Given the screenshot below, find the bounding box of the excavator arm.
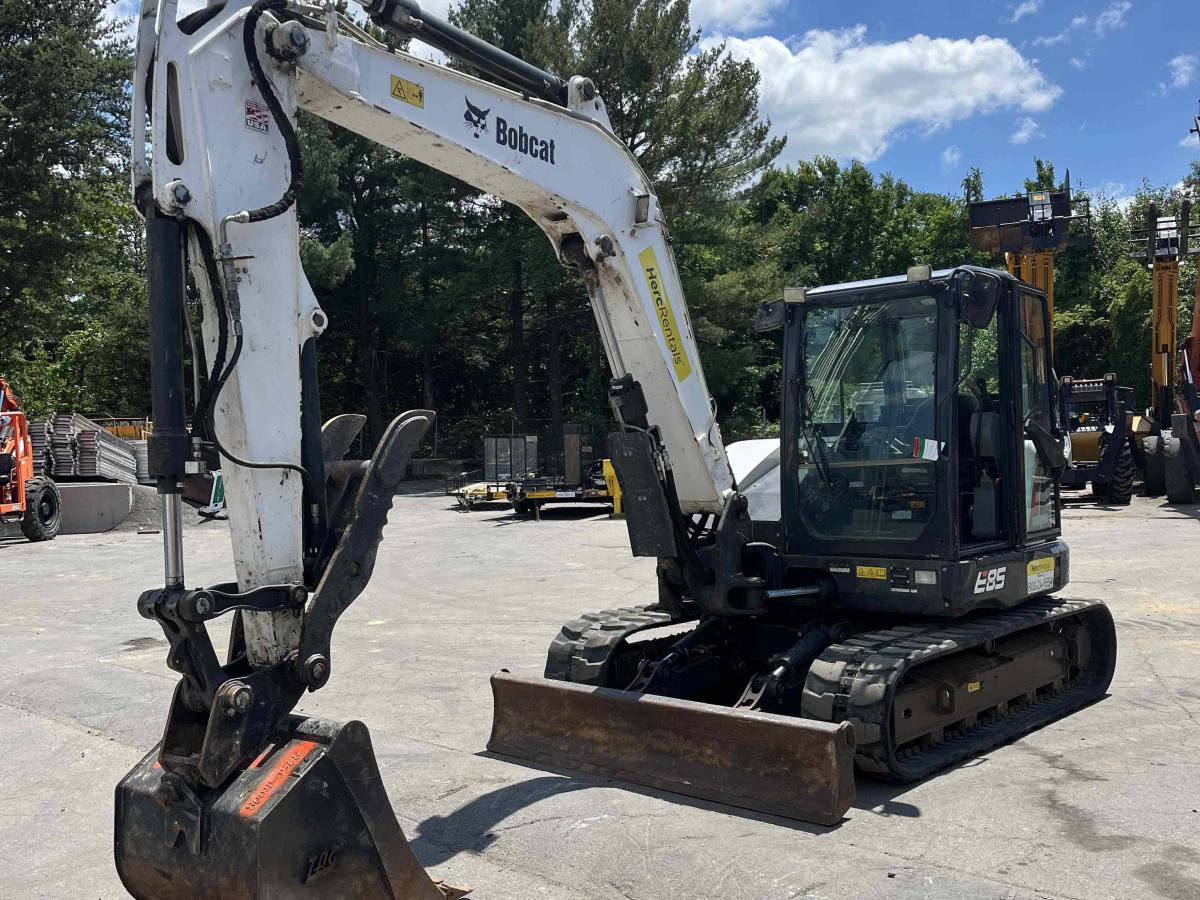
[117,2,812,897]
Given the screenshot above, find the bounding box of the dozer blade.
[116,716,469,899]
[488,672,856,825]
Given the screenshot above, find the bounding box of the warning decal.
[856,565,887,580]
[390,75,425,108]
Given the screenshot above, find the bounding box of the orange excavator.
[0,378,61,541]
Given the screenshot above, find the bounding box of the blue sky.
[110,1,1200,202]
[691,0,1200,203]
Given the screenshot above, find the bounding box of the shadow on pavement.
[1158,502,1200,520]
[408,776,594,866]
[408,751,943,867]
[483,506,612,526]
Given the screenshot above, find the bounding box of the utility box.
[562,423,590,484]
[483,434,538,483]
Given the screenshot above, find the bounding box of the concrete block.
[58,482,133,534]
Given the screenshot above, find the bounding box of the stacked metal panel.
[130,440,152,484]
[77,428,138,483]
[45,412,138,484]
[51,413,79,475]
[28,419,53,477]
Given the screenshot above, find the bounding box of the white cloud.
[706,27,1061,163]
[1181,133,1200,148]
[1069,56,1089,70]
[941,145,962,168]
[1093,1,1132,35]
[1010,116,1042,144]
[690,0,785,34]
[1086,181,1135,213]
[1166,54,1198,89]
[1032,30,1070,47]
[1008,0,1042,23]
[1033,6,1128,46]
[103,0,207,38]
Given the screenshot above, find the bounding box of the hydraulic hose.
[240,0,304,222]
[190,225,227,438]
[188,0,312,493]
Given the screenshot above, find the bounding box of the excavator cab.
[749,265,1071,615]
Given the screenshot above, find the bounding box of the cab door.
[1015,289,1061,541]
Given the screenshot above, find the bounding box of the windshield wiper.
[801,386,838,488]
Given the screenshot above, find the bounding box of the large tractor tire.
[20,476,61,542]
[1143,435,1165,497]
[1163,435,1196,504]
[1093,436,1134,505]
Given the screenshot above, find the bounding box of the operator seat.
[966,396,1003,541]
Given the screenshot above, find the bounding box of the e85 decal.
[974,566,1007,594]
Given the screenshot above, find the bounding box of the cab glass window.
[797,296,938,541]
[1019,291,1057,533]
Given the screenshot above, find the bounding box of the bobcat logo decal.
[464,96,490,138]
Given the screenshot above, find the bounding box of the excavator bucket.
[488,673,857,825]
[116,716,468,899]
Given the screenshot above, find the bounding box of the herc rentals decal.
[638,247,693,382]
[464,96,557,164]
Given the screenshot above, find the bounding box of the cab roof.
[805,265,1014,298]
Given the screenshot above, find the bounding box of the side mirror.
[1025,416,1067,474]
[955,269,1001,329]
[753,298,786,333]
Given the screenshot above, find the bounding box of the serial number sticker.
[892,510,913,520]
[390,75,425,108]
[555,491,577,499]
[828,565,851,574]
[1027,557,1055,592]
[856,565,887,580]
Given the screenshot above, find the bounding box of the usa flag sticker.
[245,99,270,133]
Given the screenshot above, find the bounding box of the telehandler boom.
[119,2,1116,896]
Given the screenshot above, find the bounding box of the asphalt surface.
[2,485,1198,899]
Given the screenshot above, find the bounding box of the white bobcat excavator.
[119,2,1117,897]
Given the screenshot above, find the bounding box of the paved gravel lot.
[2,485,1198,899]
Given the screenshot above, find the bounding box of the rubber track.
[802,597,1117,782]
[544,605,696,684]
